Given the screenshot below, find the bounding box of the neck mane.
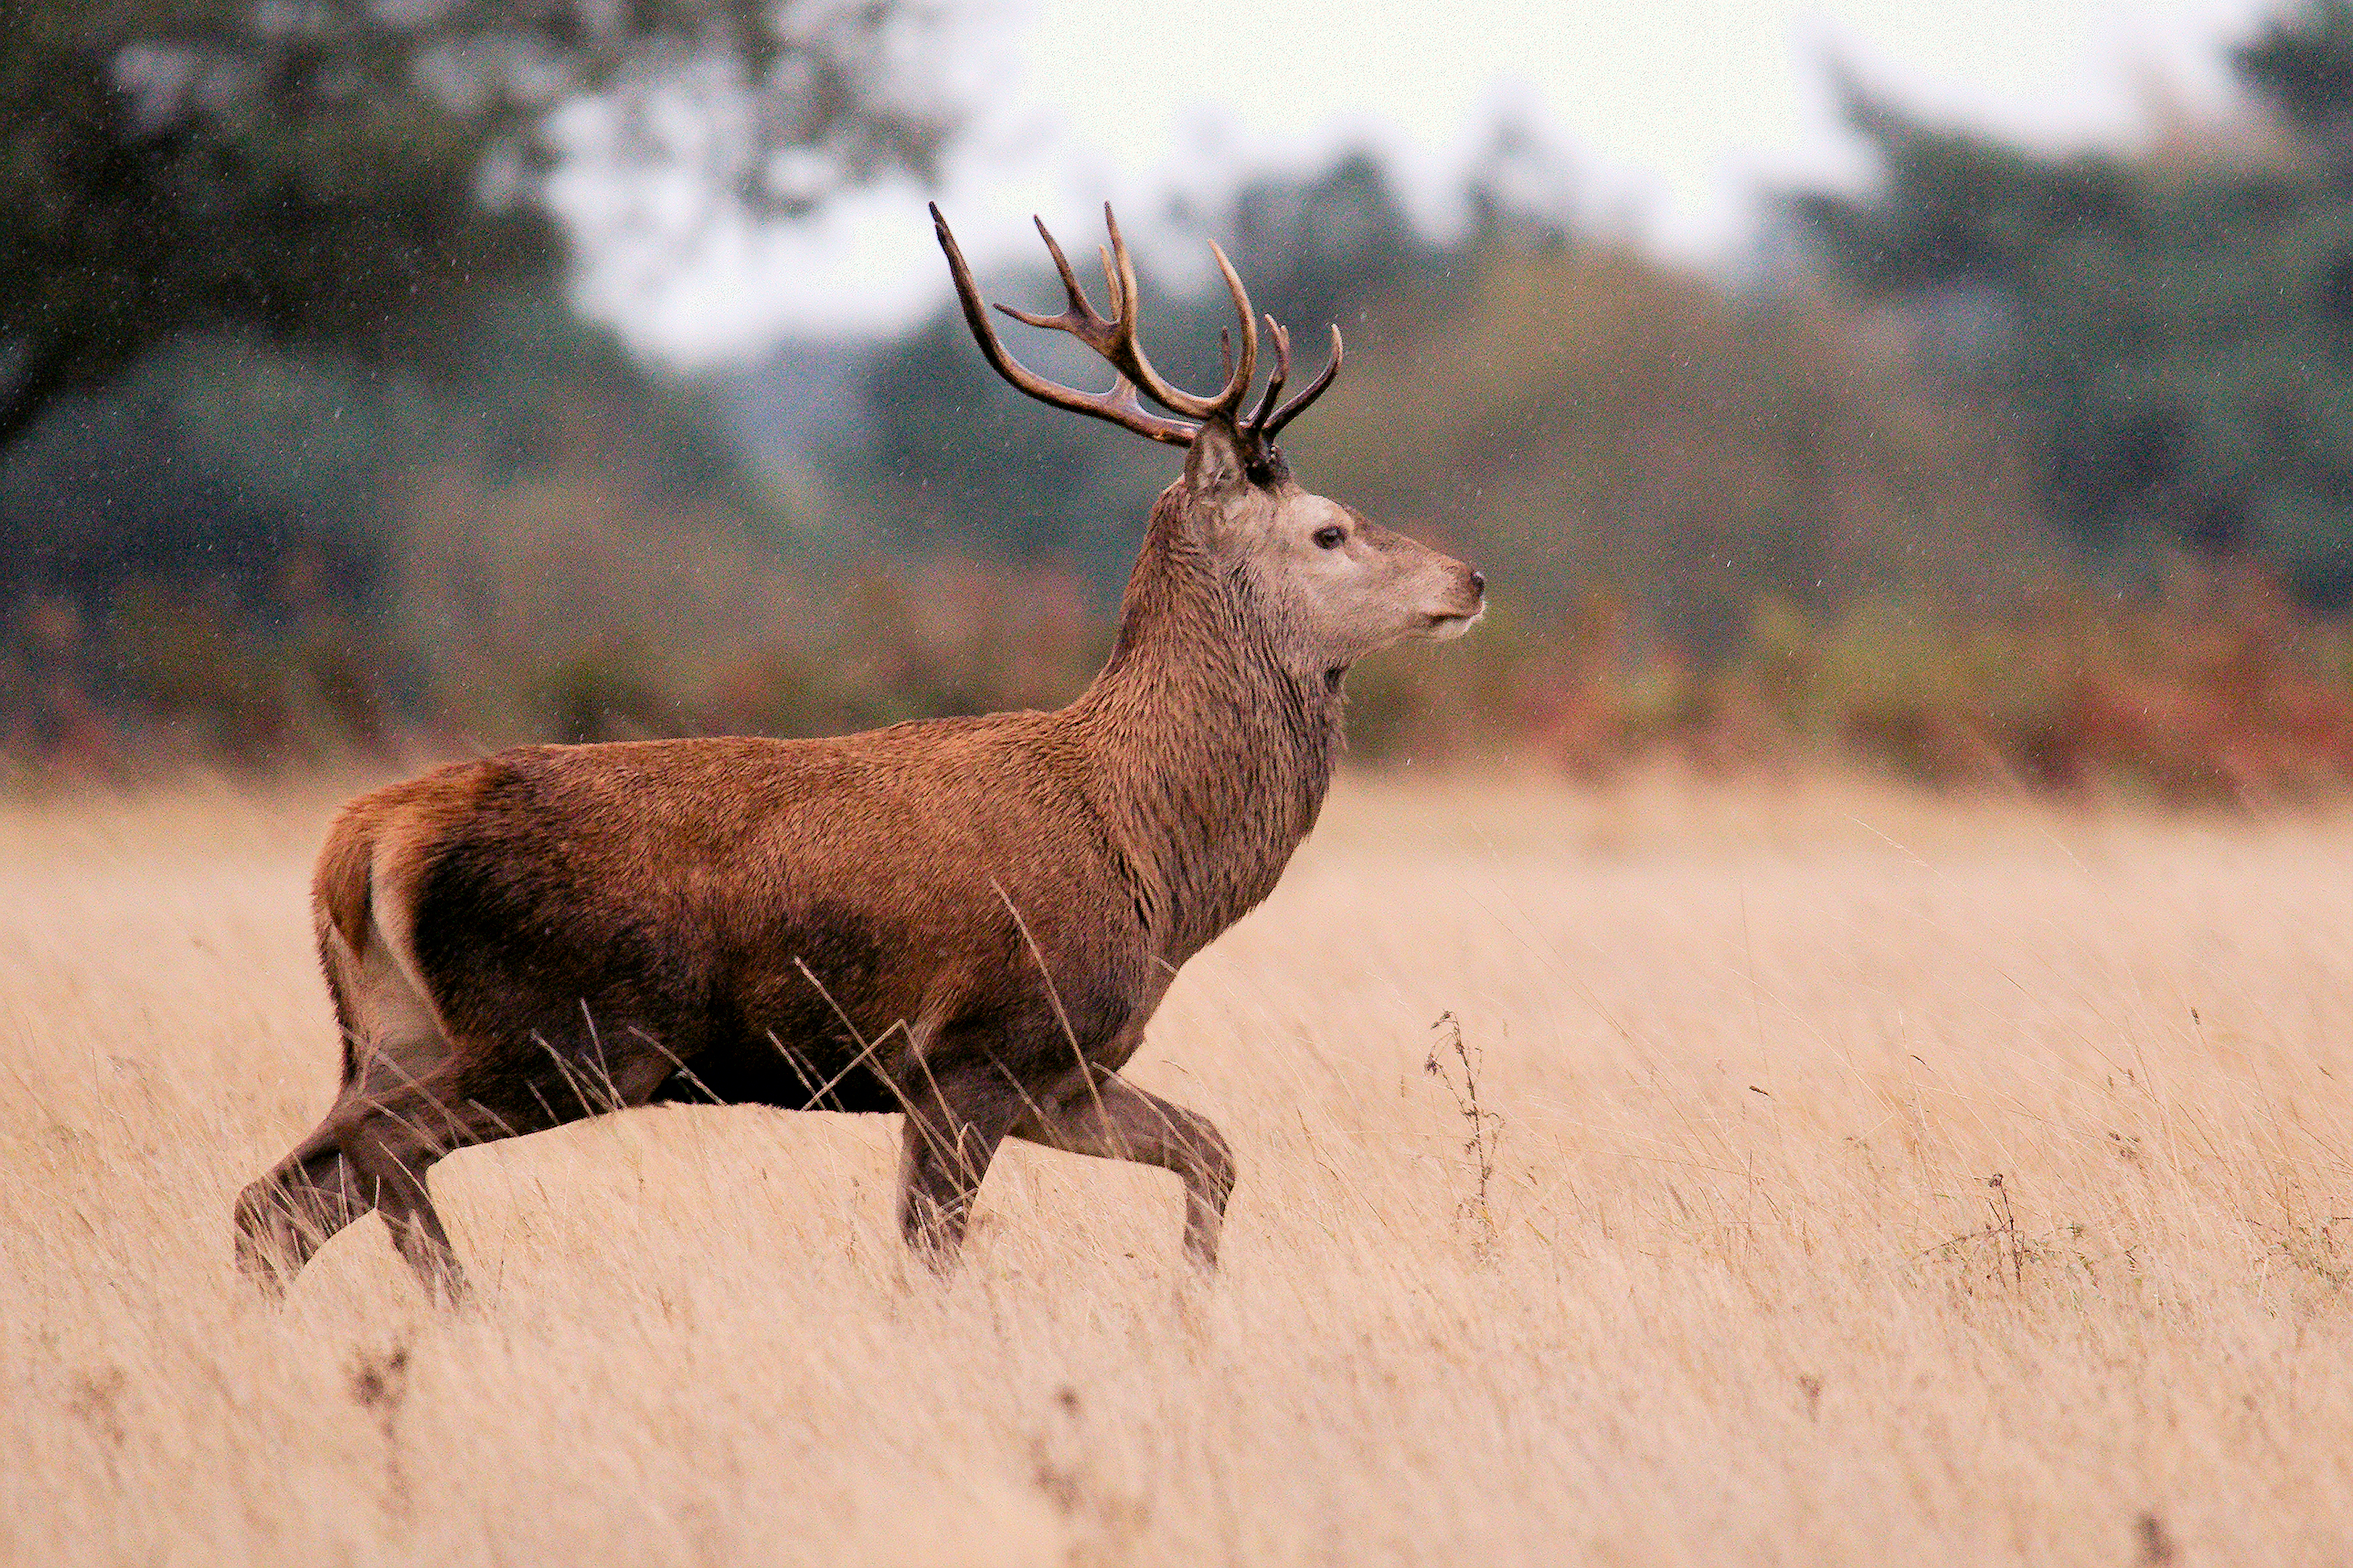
[1066,483,1344,961]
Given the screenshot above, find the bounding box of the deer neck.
[1069,489,1344,962]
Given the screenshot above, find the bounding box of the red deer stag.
[234,204,1484,1298]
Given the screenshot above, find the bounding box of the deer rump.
[325,735,1150,1128]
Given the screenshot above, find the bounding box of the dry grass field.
[4,770,2351,1565]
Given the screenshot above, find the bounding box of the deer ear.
[1184,423,1245,493]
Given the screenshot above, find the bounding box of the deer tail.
[312,805,380,1087]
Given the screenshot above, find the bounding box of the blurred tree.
[0,0,952,454]
[1794,5,2353,603]
[0,288,766,614]
[2240,0,2353,161]
[1291,241,2055,657]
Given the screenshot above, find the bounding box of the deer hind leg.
[233,1128,373,1294]
[322,1071,483,1305]
[235,921,456,1294]
[1012,1071,1236,1270]
[330,1039,678,1303]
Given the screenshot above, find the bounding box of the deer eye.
[1313,525,1346,550]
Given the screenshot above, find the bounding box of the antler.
[931,202,1259,447]
[1248,319,1344,444]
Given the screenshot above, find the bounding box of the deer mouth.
[1423,605,1484,641]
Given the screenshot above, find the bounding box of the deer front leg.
[895,1067,1021,1272]
[1014,1071,1236,1270]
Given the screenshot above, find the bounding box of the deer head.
[932,203,1484,680]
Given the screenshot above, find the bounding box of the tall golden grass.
[4,772,2350,1563]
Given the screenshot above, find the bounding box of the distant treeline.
[19,0,2353,789]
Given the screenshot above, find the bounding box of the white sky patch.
[572,0,2279,367]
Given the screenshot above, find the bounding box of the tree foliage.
[1795,4,2353,604]
[0,0,951,450]
[2240,0,2353,153]
[0,288,766,617]
[1293,244,2055,658]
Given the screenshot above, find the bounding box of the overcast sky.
[572,0,2280,366]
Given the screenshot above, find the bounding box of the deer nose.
[1469,570,1485,595]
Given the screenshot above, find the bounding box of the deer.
[233,203,1485,1299]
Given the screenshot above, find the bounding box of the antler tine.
[1103,204,1257,421]
[1033,216,1103,323]
[994,217,1113,335]
[929,202,1198,447]
[1099,246,1122,319]
[1202,239,1259,411]
[1259,323,1344,440]
[1246,316,1291,433]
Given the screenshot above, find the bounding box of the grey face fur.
[1183,425,1486,678]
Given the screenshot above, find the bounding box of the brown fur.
[235,350,1482,1302]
